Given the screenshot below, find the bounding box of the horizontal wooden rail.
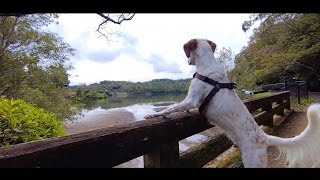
[0,91,291,168]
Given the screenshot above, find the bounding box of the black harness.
[193,72,237,114]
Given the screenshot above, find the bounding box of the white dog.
[144,38,320,168]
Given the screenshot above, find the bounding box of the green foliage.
[70,78,192,101]
[73,86,111,102]
[0,97,65,147]
[230,13,320,90]
[0,14,80,120]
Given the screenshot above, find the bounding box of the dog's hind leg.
[241,146,268,168]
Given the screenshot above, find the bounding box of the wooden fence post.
[261,100,274,127]
[143,140,179,168]
[284,92,291,110]
[305,82,308,99]
[284,78,287,91]
[297,83,301,105]
[276,98,285,116]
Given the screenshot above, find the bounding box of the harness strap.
[199,87,220,114]
[193,72,237,113]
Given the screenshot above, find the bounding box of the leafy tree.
[229,13,320,90]
[0,14,79,120]
[0,97,65,147]
[215,47,234,72]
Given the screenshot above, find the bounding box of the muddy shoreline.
[64,109,136,135]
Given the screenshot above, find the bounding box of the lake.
[64,93,221,168]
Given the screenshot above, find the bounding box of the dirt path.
[267,92,320,168]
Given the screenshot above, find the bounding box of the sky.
[48,13,255,86]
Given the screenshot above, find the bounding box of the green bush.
[0,97,65,147]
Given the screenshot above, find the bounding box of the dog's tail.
[266,103,320,167]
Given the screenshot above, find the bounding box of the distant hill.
[69,78,192,101]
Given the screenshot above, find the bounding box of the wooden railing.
[0,91,291,168]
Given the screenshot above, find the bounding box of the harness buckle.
[231,83,237,89]
[214,83,220,90]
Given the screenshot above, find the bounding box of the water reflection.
[83,93,187,111]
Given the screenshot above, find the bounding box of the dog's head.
[183,39,216,65]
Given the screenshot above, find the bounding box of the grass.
[292,97,315,109]
[254,91,272,98]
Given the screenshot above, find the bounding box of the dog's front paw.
[144,112,168,119]
[144,114,157,119]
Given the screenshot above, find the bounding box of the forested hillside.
[69,78,192,101]
[229,14,320,91]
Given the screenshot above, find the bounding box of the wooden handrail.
[0,91,291,168]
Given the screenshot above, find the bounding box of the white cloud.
[48,13,253,85]
[69,54,154,84]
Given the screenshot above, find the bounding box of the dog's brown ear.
[183,39,197,58]
[207,40,216,53]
